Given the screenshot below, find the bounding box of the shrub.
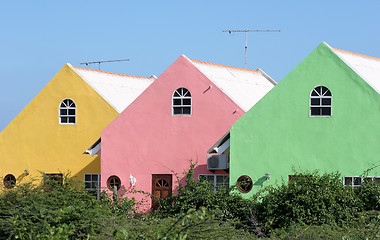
[252,170,363,231]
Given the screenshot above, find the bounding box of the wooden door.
[152,174,172,210]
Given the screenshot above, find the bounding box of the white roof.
[330,45,380,94]
[70,64,154,113]
[188,57,276,112]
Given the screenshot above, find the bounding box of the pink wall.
[101,56,244,210]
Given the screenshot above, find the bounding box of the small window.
[343,176,380,187]
[59,99,76,124]
[84,174,101,199]
[198,174,229,192]
[310,86,332,117]
[237,175,253,193]
[3,174,16,189]
[107,175,121,191]
[172,88,191,115]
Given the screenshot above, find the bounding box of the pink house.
[99,55,276,209]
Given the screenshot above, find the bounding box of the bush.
[252,170,364,231]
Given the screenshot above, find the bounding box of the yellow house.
[0,64,154,194]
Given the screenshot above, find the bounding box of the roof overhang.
[207,131,230,154]
[84,138,101,157]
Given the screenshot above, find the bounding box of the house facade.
[100,55,275,209]
[0,64,154,194]
[228,42,380,197]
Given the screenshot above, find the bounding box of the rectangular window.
[343,176,380,187]
[84,174,101,199]
[198,174,229,192]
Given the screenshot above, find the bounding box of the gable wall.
[230,43,380,197]
[101,56,245,208]
[0,65,118,187]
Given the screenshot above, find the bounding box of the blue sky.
[0,1,379,131]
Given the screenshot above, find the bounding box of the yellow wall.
[0,64,118,187]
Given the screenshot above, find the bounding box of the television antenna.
[223,29,280,68]
[80,59,130,71]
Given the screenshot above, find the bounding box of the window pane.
[311,98,320,105]
[375,178,380,184]
[85,182,91,189]
[60,109,67,115]
[69,117,75,123]
[206,175,214,182]
[183,107,191,114]
[321,107,331,116]
[173,99,181,105]
[183,99,191,105]
[61,117,68,123]
[68,109,75,115]
[92,175,98,181]
[324,89,332,96]
[85,175,91,181]
[173,107,182,115]
[91,182,98,189]
[354,177,361,186]
[311,89,319,96]
[310,107,320,116]
[344,177,352,186]
[322,98,331,105]
[216,175,225,183]
[199,175,206,181]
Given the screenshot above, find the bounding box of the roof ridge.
[190,59,260,73]
[72,66,153,80]
[333,48,380,61]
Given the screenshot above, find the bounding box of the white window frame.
[59,99,76,125]
[84,174,101,199]
[198,174,229,192]
[309,86,332,117]
[172,88,192,116]
[343,176,380,187]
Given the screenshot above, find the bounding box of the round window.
[107,175,121,191]
[237,175,253,193]
[4,174,16,189]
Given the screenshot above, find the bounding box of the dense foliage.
[1,167,380,239]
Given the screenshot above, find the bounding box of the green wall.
[230,42,380,197]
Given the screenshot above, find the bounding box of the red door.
[152,174,172,210]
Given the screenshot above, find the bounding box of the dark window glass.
[322,107,331,116]
[322,98,331,105]
[173,107,182,115]
[60,109,67,115]
[183,99,191,105]
[311,98,320,105]
[3,174,16,189]
[68,109,75,115]
[61,117,68,123]
[183,107,191,114]
[237,175,253,193]
[85,175,91,181]
[354,177,361,186]
[173,99,181,105]
[344,177,352,186]
[311,107,320,116]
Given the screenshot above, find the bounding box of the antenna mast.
[80,59,130,71]
[223,29,280,68]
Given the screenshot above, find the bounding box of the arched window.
[59,99,76,124]
[172,88,191,115]
[310,86,332,117]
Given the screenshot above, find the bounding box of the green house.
[210,42,380,197]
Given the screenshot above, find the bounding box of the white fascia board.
[215,138,230,155]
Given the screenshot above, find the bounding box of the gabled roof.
[70,64,155,113]
[328,43,380,94]
[187,56,276,112]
